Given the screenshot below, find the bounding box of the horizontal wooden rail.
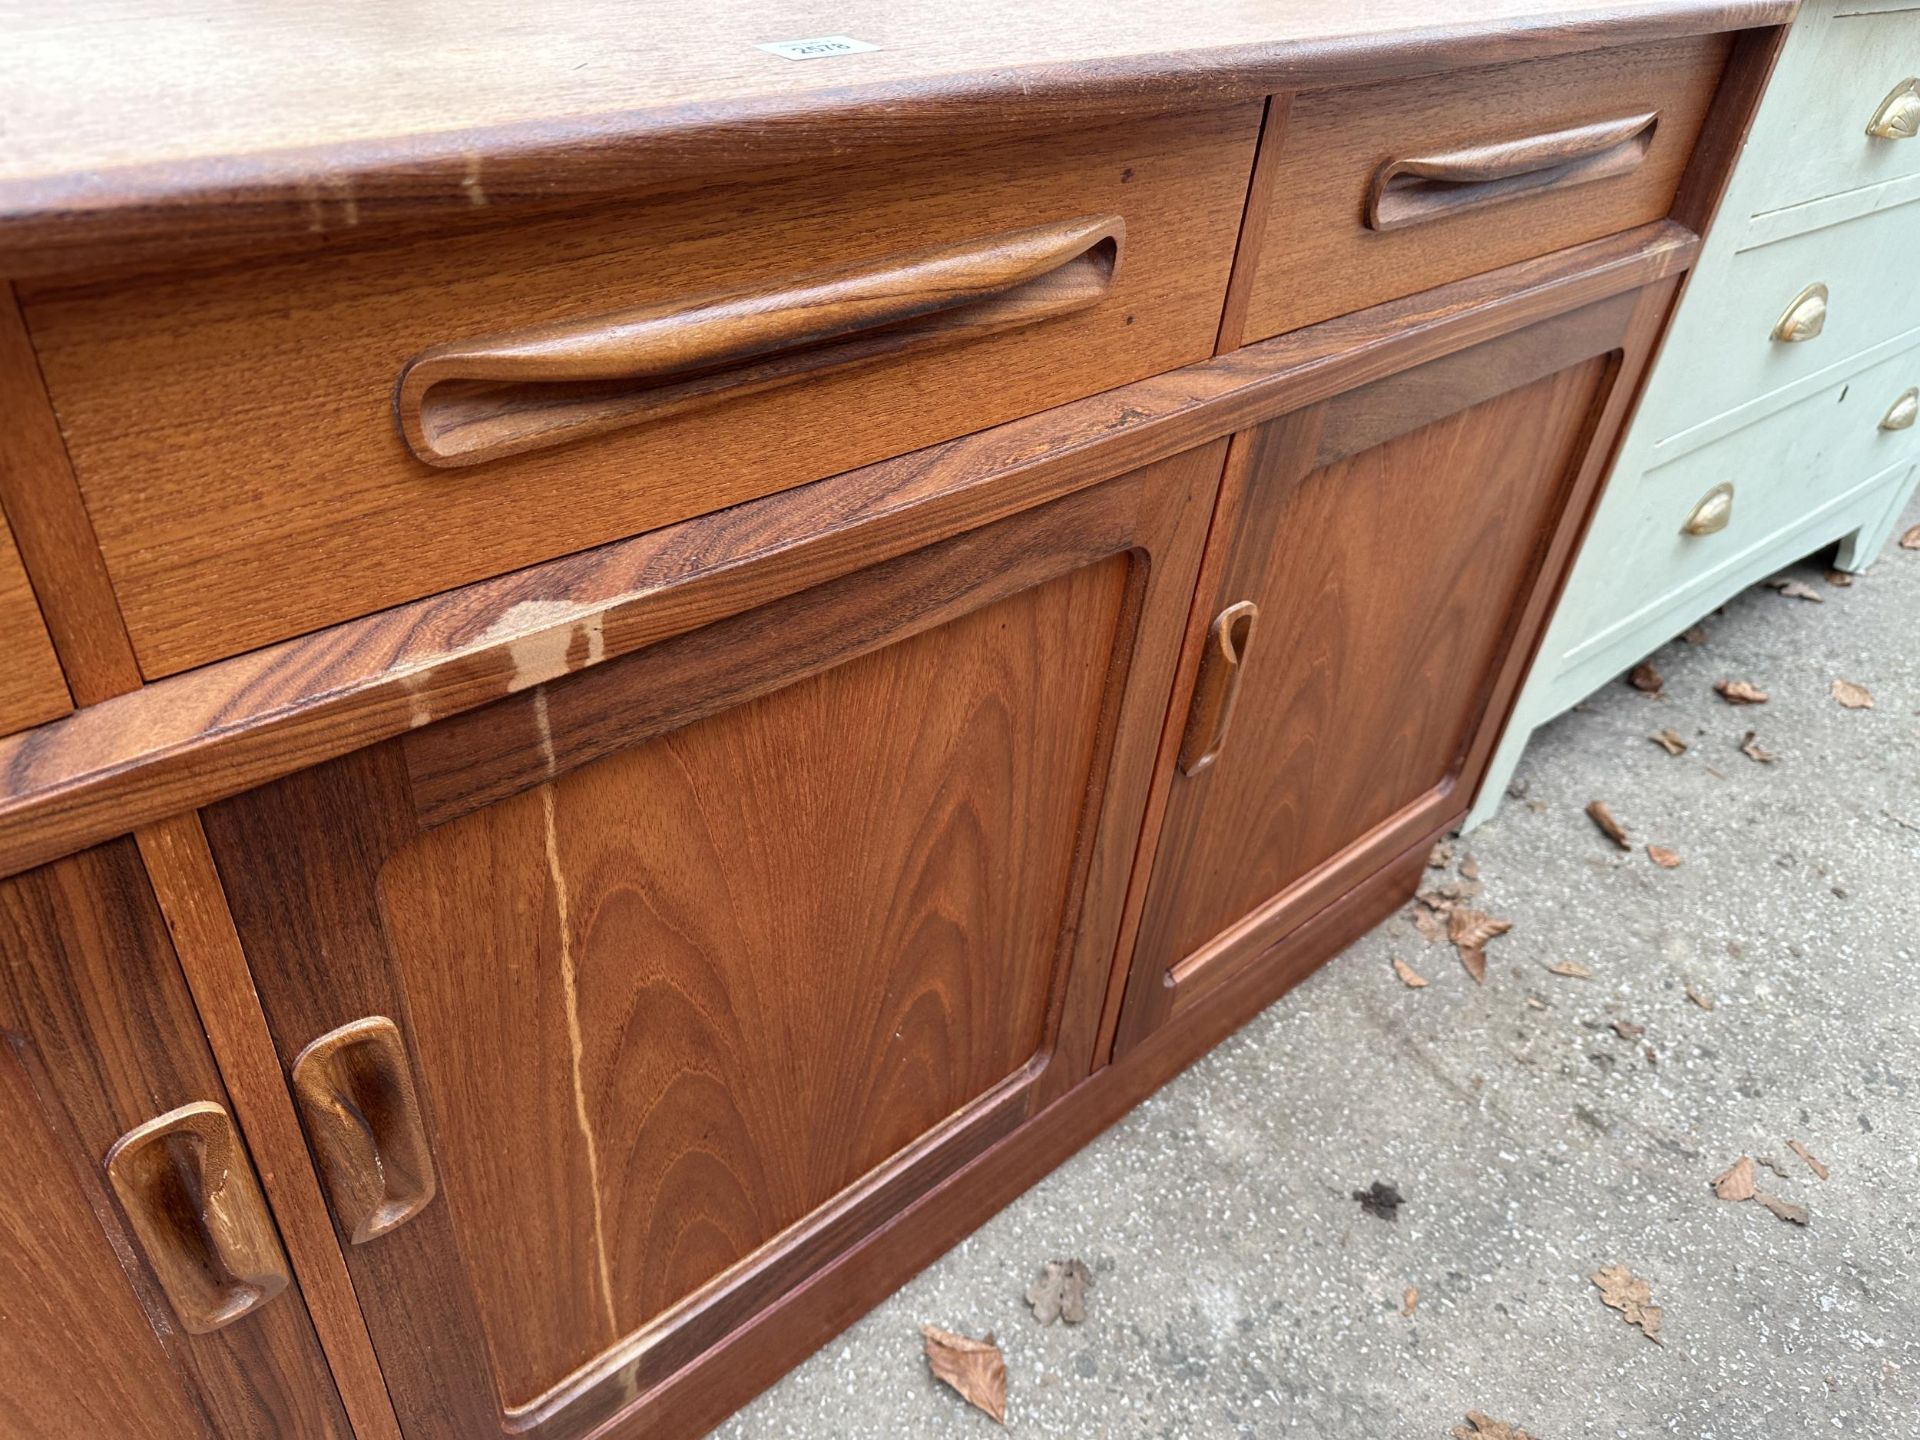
[0,220,1695,881]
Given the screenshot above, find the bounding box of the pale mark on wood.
[542,782,619,1337]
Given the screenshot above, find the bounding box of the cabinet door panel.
[205,443,1222,1439]
[1120,297,1637,1048]
[0,841,351,1440]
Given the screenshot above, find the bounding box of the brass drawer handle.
[1867,78,1920,140]
[394,215,1124,468]
[1365,111,1658,231]
[1178,600,1259,776]
[292,1017,438,1244]
[105,1101,291,1334]
[1883,387,1918,432]
[1682,482,1735,537]
[1771,282,1828,343]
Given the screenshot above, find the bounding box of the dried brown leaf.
[1787,1140,1829,1181]
[1451,1412,1538,1440]
[1825,568,1853,587]
[1651,728,1688,755]
[1683,626,1708,645]
[1831,678,1874,710]
[1591,1264,1663,1343]
[1403,1286,1419,1316]
[1685,982,1716,1011]
[1754,1190,1810,1226]
[1025,1259,1093,1325]
[1586,799,1631,849]
[1448,909,1511,985]
[1766,577,1824,603]
[1412,906,1447,944]
[921,1325,1007,1422]
[1739,731,1776,764]
[1612,1019,1646,1040]
[1716,679,1769,705]
[1392,957,1429,989]
[1712,1155,1756,1202]
[1628,661,1664,693]
[1525,993,1549,1010]
[1457,945,1487,984]
[1647,844,1682,869]
[1546,959,1592,980]
[1902,523,1920,550]
[1459,855,1481,881]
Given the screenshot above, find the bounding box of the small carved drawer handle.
[105,1101,291,1334]
[1867,78,1920,140]
[1771,282,1828,344]
[1179,601,1260,776]
[1883,387,1919,432]
[292,1017,438,1244]
[1366,111,1658,231]
[395,215,1124,467]
[1682,482,1735,537]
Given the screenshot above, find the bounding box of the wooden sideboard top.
[0,0,1790,276]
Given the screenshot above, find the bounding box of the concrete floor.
[720,491,1920,1440]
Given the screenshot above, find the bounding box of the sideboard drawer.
[24,105,1260,679]
[0,506,67,735]
[1745,5,1920,214]
[1644,195,1920,440]
[1236,33,1732,341]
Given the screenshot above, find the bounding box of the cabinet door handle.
[1682,482,1735,537]
[105,1101,291,1334]
[394,214,1124,468]
[1366,112,1658,231]
[1771,282,1828,343]
[1179,601,1259,777]
[1881,387,1918,432]
[291,1017,438,1244]
[1867,78,1920,140]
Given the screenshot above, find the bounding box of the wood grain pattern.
[0,287,141,704]
[26,106,1257,677]
[0,841,351,1438]
[134,813,408,1440]
[0,494,68,734]
[0,0,1789,277]
[1238,32,1731,340]
[1121,312,1622,1045]
[204,443,1221,1439]
[0,222,1698,885]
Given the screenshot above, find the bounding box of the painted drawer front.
[1745,3,1920,215]
[1554,342,1920,673]
[24,106,1260,679]
[1640,195,1920,441]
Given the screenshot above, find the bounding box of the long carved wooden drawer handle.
[1367,112,1658,231]
[1179,601,1259,777]
[292,1017,438,1244]
[105,1101,291,1333]
[394,214,1125,467]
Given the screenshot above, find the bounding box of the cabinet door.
[0,841,350,1440]
[1117,294,1641,1049]
[203,443,1222,1440]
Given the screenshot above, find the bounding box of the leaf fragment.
[1739,731,1776,764]
[1831,678,1874,710]
[1715,679,1769,705]
[1685,982,1716,1011]
[1024,1259,1093,1326]
[1392,956,1429,989]
[1787,1140,1829,1181]
[1586,800,1630,849]
[1651,728,1688,755]
[1459,855,1481,881]
[1451,1412,1538,1440]
[1712,1155,1755,1202]
[1590,1264,1662,1342]
[1628,661,1664,693]
[1647,844,1682,869]
[1448,909,1512,985]
[1611,1019,1646,1040]
[1824,568,1853,587]
[1766,577,1824,602]
[1427,840,1455,869]
[1902,522,1920,550]
[1412,905,1447,944]
[1682,626,1708,645]
[1546,959,1592,980]
[921,1325,1007,1423]
[1754,1190,1810,1226]
[1403,1286,1419,1317]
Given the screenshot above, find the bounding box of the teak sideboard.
[0,5,1791,1436]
